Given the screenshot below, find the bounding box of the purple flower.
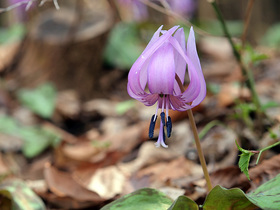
[167,0,197,18]
[117,0,148,21]
[127,25,206,148]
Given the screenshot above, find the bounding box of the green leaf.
[247,174,280,210]
[115,100,135,115]
[261,101,280,111]
[101,188,173,210]
[236,141,253,180]
[0,24,25,44]
[17,83,56,118]
[203,185,257,210]
[103,22,144,69]
[261,23,280,48]
[238,152,253,180]
[20,126,60,158]
[0,179,46,210]
[168,195,198,210]
[0,116,19,136]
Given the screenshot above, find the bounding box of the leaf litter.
[0,8,280,209]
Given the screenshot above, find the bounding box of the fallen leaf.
[137,156,202,185]
[87,165,128,199]
[44,163,104,202]
[217,83,250,108]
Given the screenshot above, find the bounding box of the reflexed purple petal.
[173,28,187,95]
[141,94,159,106]
[127,85,158,106]
[169,95,192,111]
[187,27,206,106]
[148,43,175,94]
[169,36,201,102]
[128,25,179,97]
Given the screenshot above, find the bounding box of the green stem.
[175,74,213,192]
[256,141,280,164]
[210,1,262,115]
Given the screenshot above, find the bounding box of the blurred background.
[0,0,280,209]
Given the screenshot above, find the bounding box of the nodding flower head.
[127,25,206,148]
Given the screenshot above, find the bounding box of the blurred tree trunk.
[9,0,114,100]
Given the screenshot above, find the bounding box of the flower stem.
[187,109,213,191]
[175,74,213,191]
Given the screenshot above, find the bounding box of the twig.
[0,0,59,14]
[241,0,255,48]
[138,0,211,37]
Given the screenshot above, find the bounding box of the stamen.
[163,124,166,141]
[160,112,165,126]
[165,95,170,121]
[149,114,157,138]
[166,116,172,138]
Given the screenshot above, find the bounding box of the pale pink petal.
[168,36,201,102]
[147,43,175,95]
[187,26,206,106]
[128,25,179,96]
[173,28,187,95]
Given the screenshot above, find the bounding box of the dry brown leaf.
[55,90,81,118]
[137,156,202,185]
[44,163,104,202]
[201,126,238,167]
[0,42,19,72]
[210,166,242,189]
[0,153,10,176]
[217,83,250,108]
[62,141,101,162]
[38,192,95,209]
[87,165,128,199]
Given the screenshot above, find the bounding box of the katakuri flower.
[127,25,206,148]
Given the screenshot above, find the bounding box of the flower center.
[149,95,173,147]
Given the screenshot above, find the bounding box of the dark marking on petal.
[160,112,165,126]
[166,116,172,138]
[149,115,157,138]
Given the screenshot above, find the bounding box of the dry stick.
[175,74,213,192]
[138,0,211,37]
[241,0,255,48]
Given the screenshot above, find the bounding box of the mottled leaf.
[100,188,173,210]
[247,174,280,210]
[203,185,257,210]
[168,195,198,210]
[0,179,45,210]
